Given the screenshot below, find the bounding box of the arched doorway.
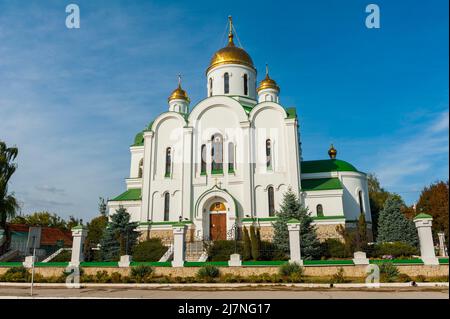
[209,202,227,240]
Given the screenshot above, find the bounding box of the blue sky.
[0,0,448,221]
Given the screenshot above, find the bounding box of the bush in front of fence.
[132,238,168,262]
[206,240,287,261]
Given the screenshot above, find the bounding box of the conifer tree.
[100,207,139,261]
[249,225,260,260]
[242,226,252,261]
[377,195,419,247]
[273,188,321,259]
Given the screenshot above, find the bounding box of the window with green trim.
[211,133,223,171]
[268,186,275,217]
[165,147,171,177]
[228,142,235,172]
[200,144,206,175]
[164,193,170,221]
[266,139,272,171]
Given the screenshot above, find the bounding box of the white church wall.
[108,201,141,222]
[339,172,372,222]
[302,190,344,217]
[207,64,257,99]
[129,146,144,178]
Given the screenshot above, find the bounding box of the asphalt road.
[0,287,448,299]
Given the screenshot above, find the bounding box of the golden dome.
[328,144,337,159]
[257,66,280,92]
[168,83,189,103]
[206,17,254,73]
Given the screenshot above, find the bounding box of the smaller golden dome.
[257,65,280,93]
[168,75,190,103]
[328,144,337,159]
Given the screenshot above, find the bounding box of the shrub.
[130,265,153,282]
[51,250,72,262]
[331,267,348,283]
[372,242,418,258]
[207,240,242,261]
[396,273,412,283]
[132,238,168,262]
[249,225,260,261]
[94,270,111,283]
[0,267,30,282]
[242,226,252,261]
[379,263,400,282]
[110,272,122,283]
[197,265,220,281]
[322,239,349,259]
[259,241,288,261]
[279,262,304,277]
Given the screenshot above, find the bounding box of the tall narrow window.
[224,73,229,94]
[358,190,364,214]
[165,147,171,177]
[138,159,143,178]
[164,193,170,221]
[209,78,213,97]
[266,139,272,169]
[211,134,223,172]
[228,142,235,172]
[243,74,248,95]
[268,186,275,216]
[316,204,324,217]
[200,144,206,174]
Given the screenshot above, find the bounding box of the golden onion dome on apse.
[206,16,255,73]
[257,65,280,93]
[168,74,190,102]
[328,144,337,159]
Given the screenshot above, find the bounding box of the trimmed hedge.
[132,238,168,262]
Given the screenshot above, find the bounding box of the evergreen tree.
[242,226,252,261]
[273,188,321,259]
[355,213,368,251]
[100,207,139,261]
[98,197,108,216]
[377,195,419,247]
[249,225,260,261]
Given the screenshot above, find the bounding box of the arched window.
[211,134,223,172]
[268,186,275,216]
[200,144,206,174]
[164,193,170,221]
[358,190,364,214]
[209,78,213,97]
[243,74,248,95]
[228,142,235,172]
[316,204,324,217]
[165,147,171,177]
[224,73,229,94]
[138,159,143,178]
[266,139,272,170]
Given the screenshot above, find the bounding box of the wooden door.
[210,214,226,240]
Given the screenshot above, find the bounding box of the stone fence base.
[1,264,447,279]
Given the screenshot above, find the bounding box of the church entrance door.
[209,202,227,240]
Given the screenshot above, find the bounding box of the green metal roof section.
[301,159,358,174]
[301,178,343,191]
[133,131,144,146]
[414,213,433,220]
[110,188,142,201]
[285,107,297,119]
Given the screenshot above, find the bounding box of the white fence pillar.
[70,225,87,267]
[287,219,302,265]
[438,232,448,257]
[172,223,186,267]
[414,214,439,265]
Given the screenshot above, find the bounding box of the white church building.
[108,18,372,242]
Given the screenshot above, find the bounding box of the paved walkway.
[0,287,448,299]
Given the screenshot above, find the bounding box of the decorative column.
[438,232,448,257]
[172,223,186,267]
[141,131,154,222]
[414,214,439,265]
[287,219,302,265]
[70,225,87,267]
[181,127,193,221]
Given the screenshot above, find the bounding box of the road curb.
[0,282,448,289]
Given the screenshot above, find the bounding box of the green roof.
[133,131,144,146]
[301,178,343,191]
[301,159,358,174]
[110,188,141,201]
[414,213,433,220]
[286,107,297,119]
